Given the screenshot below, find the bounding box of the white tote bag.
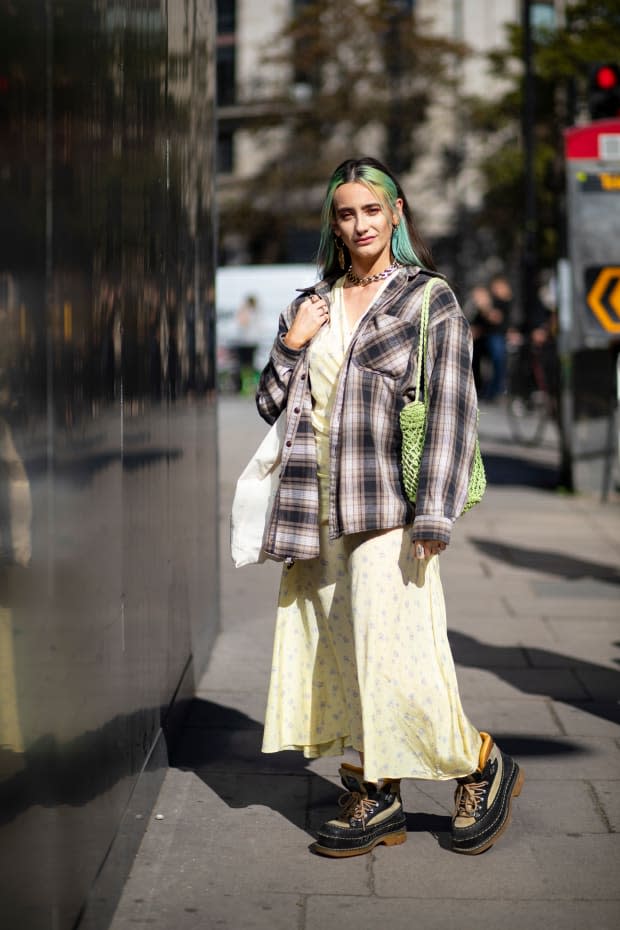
[230,414,286,567]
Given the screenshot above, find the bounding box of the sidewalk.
[110,396,620,930]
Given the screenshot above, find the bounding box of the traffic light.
[587,63,620,120]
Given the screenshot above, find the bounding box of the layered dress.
[259,273,481,783]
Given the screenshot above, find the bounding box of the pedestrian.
[464,283,494,396]
[232,294,259,394]
[484,273,512,400]
[255,156,524,858]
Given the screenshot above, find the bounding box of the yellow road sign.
[586,266,620,333]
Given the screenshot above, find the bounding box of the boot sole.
[311,829,407,858]
[453,765,525,856]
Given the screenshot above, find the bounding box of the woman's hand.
[283,294,329,349]
[413,539,447,559]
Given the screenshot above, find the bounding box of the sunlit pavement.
[110,395,620,930]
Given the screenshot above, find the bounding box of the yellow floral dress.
[261,276,481,783]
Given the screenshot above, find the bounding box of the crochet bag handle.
[413,277,439,404]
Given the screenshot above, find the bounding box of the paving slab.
[110,396,620,930]
[459,668,591,701]
[305,896,620,930]
[453,696,563,734]
[591,779,620,831]
[574,666,620,700]
[449,613,561,651]
[187,691,268,727]
[525,619,620,670]
[375,833,620,901]
[501,590,619,618]
[373,831,544,899]
[509,777,612,833]
[113,894,304,930]
[551,701,620,736]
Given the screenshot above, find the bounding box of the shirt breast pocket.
[353,316,415,380]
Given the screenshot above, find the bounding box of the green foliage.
[467,0,620,269]
[219,0,466,263]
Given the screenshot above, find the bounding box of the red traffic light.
[588,63,620,119]
[595,65,619,90]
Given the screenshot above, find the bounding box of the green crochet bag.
[400,278,486,514]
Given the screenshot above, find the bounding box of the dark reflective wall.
[0,2,217,927]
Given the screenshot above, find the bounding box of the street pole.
[521,0,537,331]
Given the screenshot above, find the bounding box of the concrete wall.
[0,2,218,928]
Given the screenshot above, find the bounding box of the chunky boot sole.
[311,828,407,858]
[452,763,525,856]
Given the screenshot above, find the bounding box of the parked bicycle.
[505,333,558,446]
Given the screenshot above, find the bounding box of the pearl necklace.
[346,261,400,287]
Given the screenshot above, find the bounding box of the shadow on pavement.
[170,698,591,847]
[470,537,620,585]
[171,700,338,835]
[405,812,452,849]
[449,629,620,727]
[480,451,559,488]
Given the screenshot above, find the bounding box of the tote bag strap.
[413,277,440,404]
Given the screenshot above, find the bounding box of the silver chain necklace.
[345,261,400,287]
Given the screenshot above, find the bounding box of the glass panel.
[0,2,218,928]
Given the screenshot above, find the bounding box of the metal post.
[521,0,537,332]
[556,256,574,490]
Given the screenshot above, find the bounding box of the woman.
[255,157,523,857]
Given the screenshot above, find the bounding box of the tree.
[465,0,620,275]
[219,0,465,264]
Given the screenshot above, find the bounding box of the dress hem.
[261,744,476,781]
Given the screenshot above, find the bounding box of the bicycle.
[505,334,558,446]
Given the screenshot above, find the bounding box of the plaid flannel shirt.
[256,266,478,562]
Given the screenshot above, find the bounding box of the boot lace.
[455,780,488,817]
[338,790,378,826]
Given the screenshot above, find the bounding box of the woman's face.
[332,181,402,269]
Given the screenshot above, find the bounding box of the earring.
[335,236,345,270]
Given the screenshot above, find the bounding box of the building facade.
[216,0,521,282]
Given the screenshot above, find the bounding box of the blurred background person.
[466,274,512,402]
[231,294,260,394]
[485,273,512,400]
[464,283,493,398]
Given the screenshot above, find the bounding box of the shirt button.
[300,374,306,381]
[294,406,300,413]
[285,440,292,447]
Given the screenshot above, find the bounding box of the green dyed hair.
[317,157,436,278]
